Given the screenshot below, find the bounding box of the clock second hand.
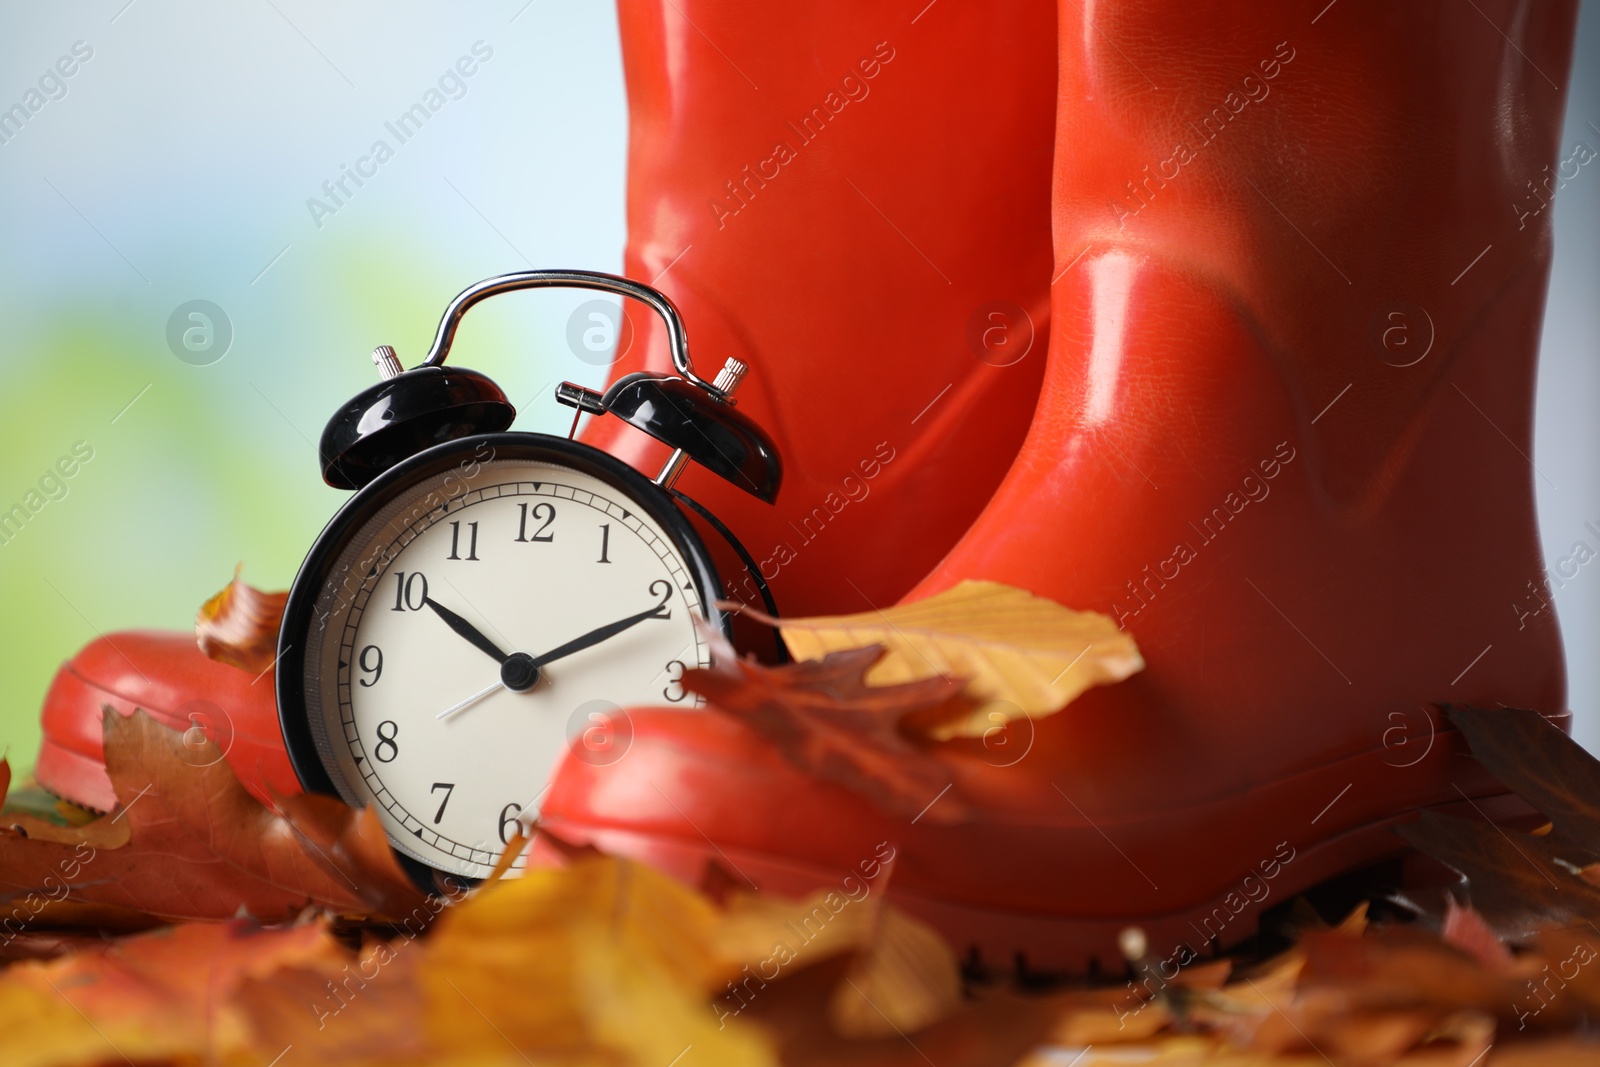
[436,679,505,721]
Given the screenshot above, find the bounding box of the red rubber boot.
[581,0,1057,616]
[35,632,300,812]
[542,0,1580,970]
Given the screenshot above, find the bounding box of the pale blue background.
[0,1,1595,768]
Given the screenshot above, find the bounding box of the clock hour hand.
[422,597,509,664]
[526,584,672,671]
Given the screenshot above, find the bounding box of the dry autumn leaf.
[0,920,351,1067]
[414,855,775,1067]
[0,848,1037,1067]
[0,709,426,924]
[1397,706,1600,938]
[196,566,289,674]
[746,579,1143,738]
[682,641,977,822]
[708,870,962,1039]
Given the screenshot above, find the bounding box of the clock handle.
[415,270,726,399]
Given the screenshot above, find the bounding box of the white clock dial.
[302,452,711,878]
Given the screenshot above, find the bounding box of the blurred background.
[0,0,1596,770]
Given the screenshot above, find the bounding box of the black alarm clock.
[275,270,781,882]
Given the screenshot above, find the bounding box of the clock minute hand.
[422,597,510,664]
[526,590,671,670]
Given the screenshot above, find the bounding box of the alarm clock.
[275,270,781,882]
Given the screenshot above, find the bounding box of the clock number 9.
[374,720,399,763]
[357,645,383,687]
[498,802,524,845]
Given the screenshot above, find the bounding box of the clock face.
[292,442,713,878]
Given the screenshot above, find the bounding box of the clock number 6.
[498,802,524,845]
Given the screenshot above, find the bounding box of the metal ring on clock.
[416,269,725,398]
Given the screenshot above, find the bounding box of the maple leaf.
[196,566,288,673]
[682,644,978,822]
[747,579,1144,738]
[0,709,425,924]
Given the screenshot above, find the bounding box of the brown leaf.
[683,645,977,822]
[196,565,289,673]
[0,710,427,924]
[1396,810,1600,937]
[1445,706,1600,866]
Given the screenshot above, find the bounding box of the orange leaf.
[196,566,288,673]
[0,710,426,924]
[0,919,353,1067]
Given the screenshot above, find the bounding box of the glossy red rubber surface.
[36,631,300,812]
[581,0,1057,616]
[544,0,1580,967]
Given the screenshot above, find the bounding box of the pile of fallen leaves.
[4,579,1600,1064]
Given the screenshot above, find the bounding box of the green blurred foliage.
[0,227,582,778]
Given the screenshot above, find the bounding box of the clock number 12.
[515,502,556,543]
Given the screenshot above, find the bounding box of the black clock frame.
[275,431,726,832]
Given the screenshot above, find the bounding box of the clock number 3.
[663,659,688,702]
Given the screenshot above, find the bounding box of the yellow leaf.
[708,879,962,1038]
[829,907,962,1038]
[424,856,776,1067]
[770,580,1143,738]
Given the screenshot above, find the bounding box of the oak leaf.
[683,642,977,822]
[755,579,1143,738]
[196,566,288,673]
